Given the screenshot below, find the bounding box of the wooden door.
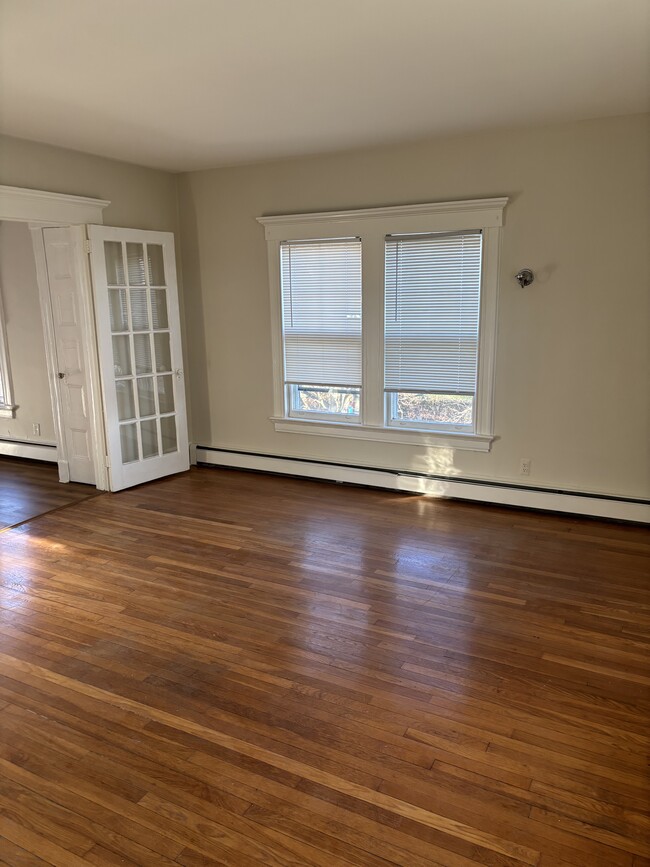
[43,227,96,485]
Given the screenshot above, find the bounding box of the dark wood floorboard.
[0,466,648,866]
[0,456,98,531]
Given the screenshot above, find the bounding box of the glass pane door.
[89,226,189,491]
[106,240,179,465]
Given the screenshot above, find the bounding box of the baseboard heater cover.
[0,438,57,463]
[194,446,650,524]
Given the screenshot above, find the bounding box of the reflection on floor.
[0,455,99,530]
[0,465,648,864]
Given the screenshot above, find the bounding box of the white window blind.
[281,238,362,387]
[384,231,482,394]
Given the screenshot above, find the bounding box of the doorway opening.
[0,218,103,527]
[0,184,189,499]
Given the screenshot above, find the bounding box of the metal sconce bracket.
[515,268,535,288]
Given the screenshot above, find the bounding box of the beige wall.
[0,134,188,445]
[178,114,650,499]
[0,221,55,442]
[0,134,179,232]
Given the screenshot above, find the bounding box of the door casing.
[0,184,110,489]
[32,225,107,487]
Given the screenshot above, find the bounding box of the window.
[259,197,506,452]
[0,287,16,418]
[280,238,362,422]
[384,231,482,432]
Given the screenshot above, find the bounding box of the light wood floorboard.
[0,466,648,865]
[0,457,98,531]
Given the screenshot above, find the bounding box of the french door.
[88,226,189,491]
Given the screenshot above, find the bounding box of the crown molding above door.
[0,184,110,224]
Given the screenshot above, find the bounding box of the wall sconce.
[515,268,535,288]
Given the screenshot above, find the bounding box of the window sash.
[384,231,482,395]
[287,383,361,423]
[386,391,475,432]
[280,238,362,389]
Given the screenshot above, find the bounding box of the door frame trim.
[0,184,110,489]
[0,185,110,224]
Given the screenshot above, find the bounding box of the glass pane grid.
[154,332,172,373]
[105,238,178,466]
[137,376,156,418]
[104,241,126,285]
[119,422,139,464]
[140,417,159,458]
[147,244,166,286]
[126,242,146,285]
[130,288,150,331]
[160,415,177,454]
[151,289,169,329]
[109,288,128,332]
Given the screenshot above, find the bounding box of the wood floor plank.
[0,465,648,865]
[0,456,98,530]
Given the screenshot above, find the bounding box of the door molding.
[32,226,109,489]
[0,185,110,224]
[30,228,70,482]
[0,184,110,489]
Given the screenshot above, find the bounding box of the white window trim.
[258,197,507,451]
[0,286,17,418]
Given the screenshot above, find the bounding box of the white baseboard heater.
[195,446,650,524]
[0,438,57,463]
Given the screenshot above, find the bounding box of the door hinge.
[84,238,92,254]
[105,455,111,468]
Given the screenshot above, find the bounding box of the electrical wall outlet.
[32,423,41,437]
[519,457,532,476]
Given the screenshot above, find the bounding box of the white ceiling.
[1,0,648,172]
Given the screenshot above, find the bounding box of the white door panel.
[88,226,189,491]
[43,227,96,485]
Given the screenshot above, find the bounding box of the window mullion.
[361,233,385,426]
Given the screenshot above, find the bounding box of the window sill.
[0,405,17,419]
[271,417,494,452]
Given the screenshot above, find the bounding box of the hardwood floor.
[0,456,98,531]
[0,466,648,866]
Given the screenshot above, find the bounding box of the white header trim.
[258,197,507,240]
[0,184,110,224]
